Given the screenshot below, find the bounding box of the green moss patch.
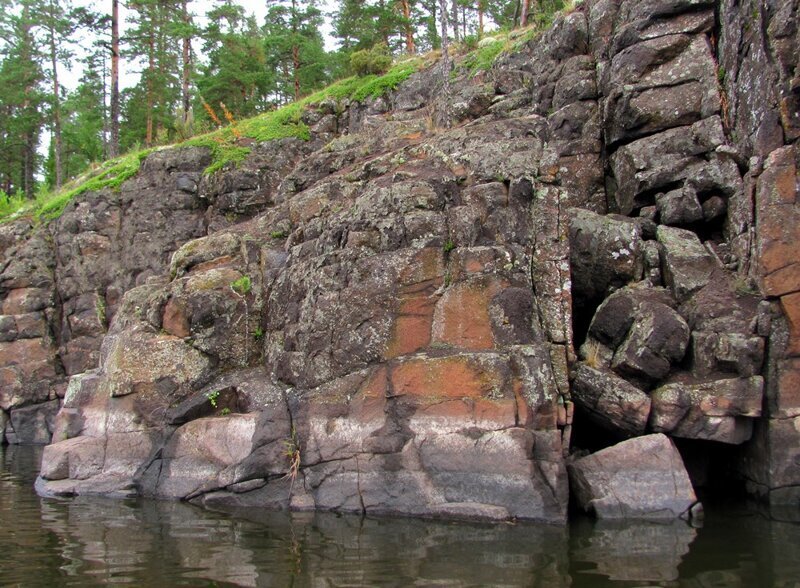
[2,57,426,224]
[1,149,153,224]
[460,38,507,75]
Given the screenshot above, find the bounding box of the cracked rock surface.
[3,0,797,521]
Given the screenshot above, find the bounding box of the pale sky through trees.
[63,0,337,91]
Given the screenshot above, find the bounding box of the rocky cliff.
[2,0,798,522]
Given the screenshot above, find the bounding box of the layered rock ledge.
[0,0,797,521]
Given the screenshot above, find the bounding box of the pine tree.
[263,0,327,104]
[196,1,269,122]
[126,0,182,147]
[59,55,106,178]
[333,0,413,55]
[38,0,78,189]
[0,0,46,198]
[110,0,120,157]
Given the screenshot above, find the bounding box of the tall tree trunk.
[291,0,300,102]
[101,53,109,156]
[478,1,484,36]
[181,0,191,125]
[48,13,63,189]
[293,44,300,102]
[400,0,415,54]
[438,0,451,127]
[146,28,155,147]
[23,131,36,199]
[451,0,459,42]
[110,0,120,158]
[427,0,439,49]
[520,0,531,27]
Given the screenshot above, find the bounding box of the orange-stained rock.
[781,292,800,356]
[763,263,800,297]
[385,249,446,359]
[162,297,191,338]
[756,146,800,295]
[773,358,800,417]
[360,365,388,399]
[432,278,506,350]
[390,355,503,402]
[385,281,439,359]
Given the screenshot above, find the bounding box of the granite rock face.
[1,0,795,521]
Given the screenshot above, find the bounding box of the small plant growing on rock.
[283,426,302,493]
[95,292,107,329]
[443,240,455,253]
[253,326,264,341]
[270,230,287,239]
[230,275,252,295]
[220,407,231,416]
[206,390,220,408]
[583,340,603,369]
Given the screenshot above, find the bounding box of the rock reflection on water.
[32,498,572,587]
[571,518,696,582]
[3,445,800,587]
[39,498,261,586]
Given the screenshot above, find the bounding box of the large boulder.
[568,433,698,519]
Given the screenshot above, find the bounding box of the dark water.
[2,445,799,587]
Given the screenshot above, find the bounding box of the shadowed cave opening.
[571,296,604,357]
[672,437,750,505]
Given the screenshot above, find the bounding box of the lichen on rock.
[3,0,798,522]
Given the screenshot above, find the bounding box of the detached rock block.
[657,225,716,301]
[569,208,643,304]
[656,186,704,226]
[612,300,690,383]
[649,376,764,444]
[585,285,689,383]
[568,433,697,519]
[610,117,728,214]
[571,364,651,437]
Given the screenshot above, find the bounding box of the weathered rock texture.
[0,0,794,521]
[568,434,698,519]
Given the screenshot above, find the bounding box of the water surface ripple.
[2,445,798,587]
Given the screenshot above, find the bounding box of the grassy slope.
[1,18,562,225]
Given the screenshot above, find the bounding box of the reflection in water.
[2,445,800,587]
[571,518,696,582]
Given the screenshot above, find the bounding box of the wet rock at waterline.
[568,434,698,519]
